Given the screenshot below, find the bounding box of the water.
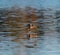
[19,32,60,55]
[0,8,60,55]
[0,31,60,55]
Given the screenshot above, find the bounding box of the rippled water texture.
[0,7,60,55]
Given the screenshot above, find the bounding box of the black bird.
[26,23,30,29]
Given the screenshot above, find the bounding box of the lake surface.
[0,31,60,55]
[0,8,60,55]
